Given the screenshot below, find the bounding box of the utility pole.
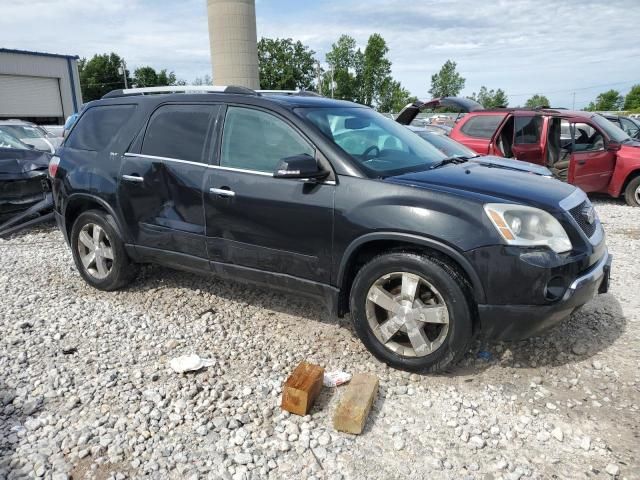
[118,60,129,89]
[572,92,576,110]
[330,68,335,99]
[316,61,322,96]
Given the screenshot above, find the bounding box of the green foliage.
[429,60,465,98]
[586,89,624,111]
[78,53,129,101]
[133,66,178,87]
[524,94,551,108]
[192,75,213,86]
[324,35,360,101]
[258,38,317,90]
[468,86,508,108]
[623,84,640,110]
[378,79,417,113]
[361,33,392,107]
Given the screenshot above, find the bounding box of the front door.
[118,104,219,263]
[203,105,334,283]
[511,115,544,164]
[565,120,616,192]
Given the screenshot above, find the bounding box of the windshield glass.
[592,114,630,143]
[1,125,45,139]
[413,130,477,158]
[0,130,29,149]
[296,107,447,177]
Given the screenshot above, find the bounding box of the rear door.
[511,114,544,164]
[118,104,219,264]
[566,119,615,192]
[452,113,507,154]
[203,105,334,283]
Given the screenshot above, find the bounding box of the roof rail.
[257,89,321,97]
[102,85,257,99]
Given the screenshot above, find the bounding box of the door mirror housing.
[273,154,329,180]
[607,141,621,152]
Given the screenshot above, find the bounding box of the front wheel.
[624,176,640,207]
[349,252,473,373]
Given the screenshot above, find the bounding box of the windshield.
[592,114,630,143]
[296,107,447,177]
[413,130,477,158]
[1,124,46,140]
[0,130,29,150]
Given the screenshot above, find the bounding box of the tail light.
[48,155,60,178]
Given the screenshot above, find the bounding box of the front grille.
[568,201,597,238]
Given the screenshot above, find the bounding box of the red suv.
[397,98,640,206]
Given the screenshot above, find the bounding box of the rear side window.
[141,105,215,163]
[67,105,135,151]
[514,116,543,144]
[460,115,504,138]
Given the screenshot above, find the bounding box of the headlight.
[484,203,572,253]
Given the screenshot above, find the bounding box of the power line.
[507,79,638,98]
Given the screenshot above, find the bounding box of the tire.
[349,252,473,373]
[70,209,138,290]
[623,176,640,207]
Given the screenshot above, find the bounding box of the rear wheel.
[349,252,473,373]
[70,210,138,290]
[623,176,640,207]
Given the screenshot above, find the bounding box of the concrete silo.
[207,0,260,89]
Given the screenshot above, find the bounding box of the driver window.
[620,118,639,138]
[220,107,314,173]
[572,123,604,152]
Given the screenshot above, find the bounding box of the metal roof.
[0,48,79,60]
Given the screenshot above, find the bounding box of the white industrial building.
[0,48,82,124]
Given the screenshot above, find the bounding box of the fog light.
[545,276,567,301]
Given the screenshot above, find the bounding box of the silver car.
[0,119,61,153]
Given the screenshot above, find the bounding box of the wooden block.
[281,361,324,416]
[333,373,379,434]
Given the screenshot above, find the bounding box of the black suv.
[50,86,611,372]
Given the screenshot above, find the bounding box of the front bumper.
[478,249,612,340]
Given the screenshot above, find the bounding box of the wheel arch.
[336,232,486,316]
[63,194,130,243]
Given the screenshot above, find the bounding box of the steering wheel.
[362,145,380,160]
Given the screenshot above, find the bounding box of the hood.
[469,155,552,176]
[0,148,51,180]
[620,139,640,149]
[385,161,575,211]
[396,97,484,125]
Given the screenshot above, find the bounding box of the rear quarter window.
[66,104,136,151]
[459,115,504,139]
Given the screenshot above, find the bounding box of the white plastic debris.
[168,354,215,373]
[323,371,352,388]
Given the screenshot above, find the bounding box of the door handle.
[210,187,236,197]
[578,160,586,165]
[122,174,144,183]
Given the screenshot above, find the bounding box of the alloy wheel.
[365,272,450,357]
[635,184,640,205]
[77,223,114,280]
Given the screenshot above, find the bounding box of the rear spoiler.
[395,97,484,125]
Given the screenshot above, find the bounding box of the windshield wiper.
[430,156,469,169]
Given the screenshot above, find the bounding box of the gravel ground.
[0,198,638,480]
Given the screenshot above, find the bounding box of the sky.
[2,0,639,109]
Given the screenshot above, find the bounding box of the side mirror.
[273,153,329,180]
[607,142,621,152]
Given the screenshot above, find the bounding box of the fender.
[337,231,486,304]
[63,193,132,243]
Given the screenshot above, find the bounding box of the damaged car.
[397,97,640,206]
[0,130,54,237]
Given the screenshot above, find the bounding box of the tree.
[624,84,640,110]
[324,35,360,101]
[133,66,178,87]
[78,53,130,101]
[468,86,508,108]
[258,38,317,90]
[192,75,213,86]
[524,94,550,108]
[378,79,417,113]
[361,33,392,107]
[586,89,624,111]
[429,60,465,98]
